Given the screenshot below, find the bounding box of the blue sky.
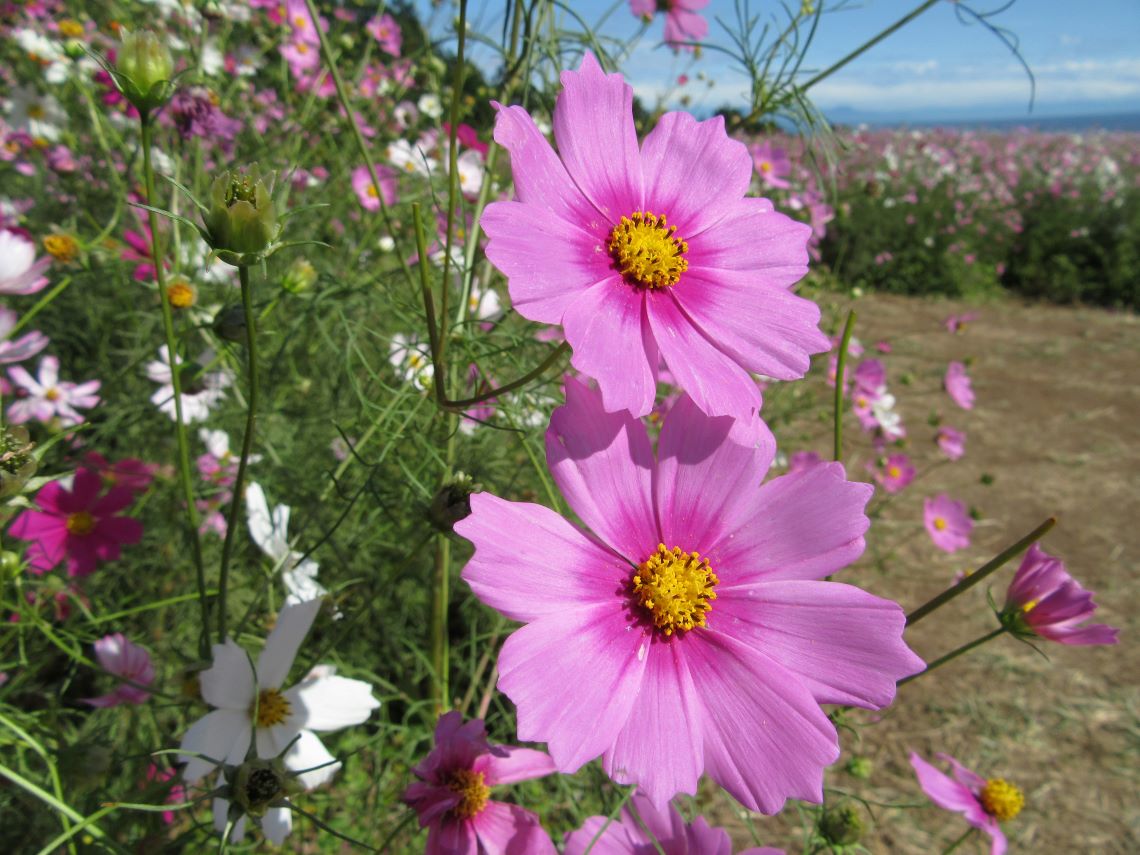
[425,1,1140,122]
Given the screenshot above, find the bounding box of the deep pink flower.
[0,226,50,295]
[402,712,557,855]
[630,0,710,51]
[83,452,156,494]
[910,752,1023,855]
[8,469,143,577]
[564,790,782,855]
[482,54,828,422]
[352,165,397,211]
[944,361,975,410]
[923,494,972,553]
[936,426,966,460]
[144,764,185,825]
[1001,544,1119,646]
[456,379,923,812]
[7,356,101,426]
[82,633,154,707]
[875,453,915,494]
[749,141,791,189]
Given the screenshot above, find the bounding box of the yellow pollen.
[44,234,78,262]
[366,183,379,198]
[59,19,84,38]
[27,104,46,119]
[167,280,196,308]
[66,511,96,536]
[980,778,1024,822]
[444,769,490,819]
[253,688,292,727]
[44,387,61,401]
[404,162,416,173]
[933,517,948,531]
[760,161,773,173]
[887,465,901,478]
[1022,599,1038,613]
[856,396,868,408]
[608,211,688,289]
[296,42,309,54]
[632,544,718,636]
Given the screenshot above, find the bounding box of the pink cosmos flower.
[402,712,558,855]
[944,361,975,410]
[749,141,791,189]
[0,226,50,295]
[945,311,980,333]
[366,13,402,55]
[482,54,828,422]
[144,764,185,825]
[875,453,915,494]
[82,632,154,707]
[923,494,972,553]
[1000,544,1119,646]
[565,790,782,855]
[7,356,101,427]
[9,468,144,577]
[351,165,397,211]
[630,0,710,51]
[788,450,823,472]
[910,752,1023,855]
[456,379,923,812]
[82,452,156,494]
[0,307,49,365]
[936,426,966,461]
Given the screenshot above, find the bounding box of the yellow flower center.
[1022,599,1038,613]
[44,234,78,262]
[760,160,773,173]
[27,104,46,120]
[366,183,379,198]
[59,19,84,38]
[608,211,688,290]
[296,42,309,54]
[980,778,1024,822]
[933,516,948,531]
[253,688,292,727]
[887,465,901,478]
[44,387,61,401]
[444,768,490,819]
[632,544,718,636]
[167,280,196,308]
[66,511,96,536]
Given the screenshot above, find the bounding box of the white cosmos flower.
[146,345,232,423]
[245,482,328,607]
[389,333,434,391]
[179,599,379,843]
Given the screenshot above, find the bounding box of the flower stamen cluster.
[632,543,718,635]
[608,211,688,289]
[444,768,491,819]
[980,778,1024,822]
[253,688,292,727]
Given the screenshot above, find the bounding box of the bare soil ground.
[725,293,1140,854]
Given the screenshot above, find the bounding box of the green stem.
[8,277,72,338]
[140,114,209,659]
[942,825,976,854]
[443,342,571,410]
[898,626,1007,687]
[431,531,451,715]
[832,310,856,462]
[437,0,469,374]
[217,265,259,643]
[801,0,941,92]
[906,516,1056,626]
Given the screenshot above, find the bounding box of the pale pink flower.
[944,361,975,409]
[875,453,915,494]
[923,494,972,553]
[482,53,828,422]
[1001,544,1118,646]
[365,13,402,55]
[351,164,397,211]
[456,379,923,812]
[936,425,966,460]
[631,0,710,51]
[749,141,791,189]
[7,356,101,426]
[0,307,48,364]
[910,752,1022,855]
[82,633,154,707]
[0,226,50,295]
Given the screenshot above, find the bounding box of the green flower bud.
[115,29,174,113]
[232,758,298,818]
[212,305,247,344]
[281,257,317,294]
[204,165,279,265]
[820,803,865,846]
[844,756,873,780]
[0,426,37,499]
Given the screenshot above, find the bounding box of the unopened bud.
[212,305,247,344]
[844,756,873,780]
[429,473,478,532]
[232,758,298,818]
[116,29,174,113]
[282,257,317,294]
[204,164,279,264]
[820,803,865,846]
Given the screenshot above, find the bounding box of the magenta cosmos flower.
[749,141,792,190]
[944,361,975,410]
[935,425,966,461]
[910,752,1023,855]
[9,468,143,577]
[481,54,828,422]
[82,632,154,707]
[455,379,923,812]
[565,790,782,855]
[1000,543,1119,646]
[402,712,557,855]
[630,0,710,51]
[923,494,972,553]
[875,453,915,494]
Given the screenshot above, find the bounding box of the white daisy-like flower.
[456,148,485,198]
[388,333,433,391]
[386,137,435,178]
[871,392,905,441]
[145,345,232,423]
[4,86,66,143]
[179,599,379,844]
[245,482,327,607]
[417,93,443,119]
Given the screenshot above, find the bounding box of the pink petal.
[710,462,872,584]
[91,486,136,517]
[545,377,658,560]
[477,746,556,786]
[427,816,478,855]
[564,817,638,855]
[686,197,810,278]
[715,581,924,707]
[645,291,762,421]
[470,801,557,855]
[497,604,647,772]
[553,52,642,220]
[95,516,144,546]
[603,636,704,807]
[654,393,775,555]
[457,493,631,623]
[69,469,104,509]
[910,753,990,827]
[687,629,838,814]
[639,111,751,238]
[562,279,659,417]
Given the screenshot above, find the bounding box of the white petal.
[256,600,321,689]
[284,729,341,790]
[199,640,255,710]
[285,675,380,731]
[245,482,279,559]
[261,806,293,845]
[179,709,251,784]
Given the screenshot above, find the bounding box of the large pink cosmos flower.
[9,468,143,577]
[564,790,782,855]
[910,752,1023,855]
[944,361,975,409]
[923,494,973,553]
[1000,543,1119,646]
[630,0,710,51]
[482,54,828,422]
[82,632,154,707]
[456,379,923,813]
[402,712,557,855]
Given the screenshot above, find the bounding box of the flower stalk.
[897,625,1007,688]
[833,309,856,462]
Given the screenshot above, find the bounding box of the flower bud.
[281,257,317,294]
[844,755,873,780]
[232,758,298,818]
[212,305,247,344]
[0,426,37,499]
[820,803,865,846]
[116,29,174,113]
[429,472,478,532]
[204,165,279,264]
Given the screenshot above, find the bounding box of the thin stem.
[801,0,941,92]
[906,516,1056,626]
[898,626,1007,687]
[442,342,571,410]
[833,310,856,462]
[8,277,72,338]
[217,265,260,644]
[941,825,976,854]
[437,0,469,373]
[140,115,209,659]
[431,531,451,716]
